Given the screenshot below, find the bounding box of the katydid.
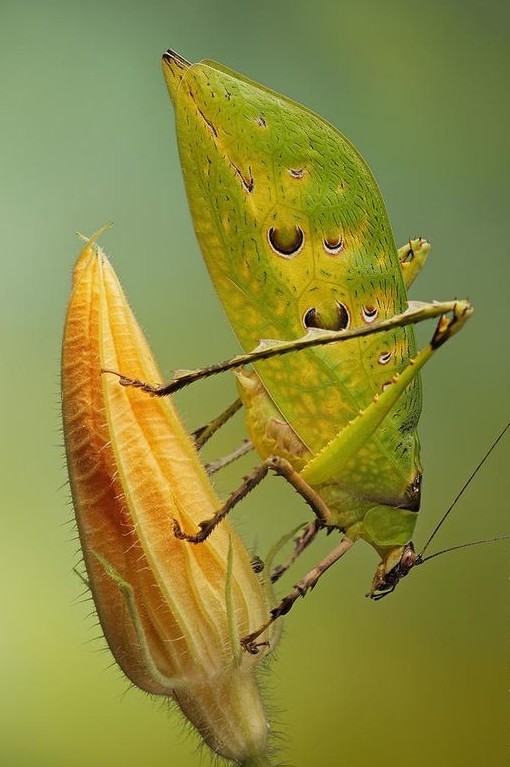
[125,50,475,651]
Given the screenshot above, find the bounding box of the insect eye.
[323,235,344,255]
[378,351,392,365]
[362,305,378,323]
[267,226,305,258]
[303,302,350,331]
[400,545,417,568]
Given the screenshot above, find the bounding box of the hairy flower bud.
[62,234,278,764]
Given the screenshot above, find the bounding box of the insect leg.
[192,397,243,448]
[270,518,323,583]
[397,237,431,288]
[301,302,472,486]
[241,535,354,654]
[103,300,471,395]
[204,440,254,475]
[190,398,253,474]
[173,455,334,544]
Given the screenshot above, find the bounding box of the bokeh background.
[2,1,509,765]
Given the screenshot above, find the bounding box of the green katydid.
[117,50,477,652]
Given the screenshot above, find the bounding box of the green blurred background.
[2,1,509,765]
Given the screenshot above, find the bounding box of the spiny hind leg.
[103,300,468,396]
[301,301,472,487]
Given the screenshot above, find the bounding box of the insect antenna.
[417,534,510,564]
[417,420,510,564]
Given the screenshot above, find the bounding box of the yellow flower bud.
[62,234,278,765]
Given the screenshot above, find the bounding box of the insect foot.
[172,516,217,543]
[241,629,272,656]
[100,368,162,394]
[431,299,473,349]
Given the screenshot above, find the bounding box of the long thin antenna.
[419,420,510,557]
[419,534,510,564]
